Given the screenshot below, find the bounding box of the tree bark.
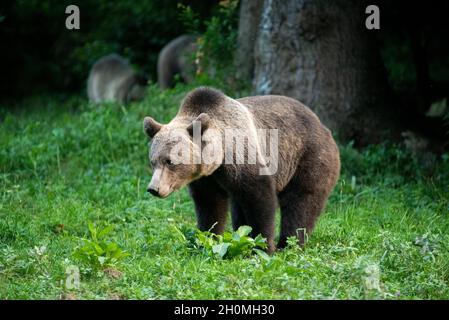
[253,0,401,145]
[235,0,264,82]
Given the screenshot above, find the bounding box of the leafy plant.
[177,3,201,34]
[178,0,240,86]
[73,222,129,270]
[195,225,268,259]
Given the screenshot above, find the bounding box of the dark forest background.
[0,0,218,96]
[0,0,448,148]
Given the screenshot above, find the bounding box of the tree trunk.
[235,0,264,82]
[253,0,402,145]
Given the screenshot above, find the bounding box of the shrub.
[195,225,268,259]
[178,0,240,89]
[73,222,129,270]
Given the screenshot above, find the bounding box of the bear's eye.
[165,158,174,166]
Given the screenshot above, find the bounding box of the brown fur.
[143,87,340,252]
[157,35,197,89]
[87,54,146,104]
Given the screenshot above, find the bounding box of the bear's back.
[238,95,338,192]
[87,54,135,103]
[158,35,197,89]
[237,95,327,138]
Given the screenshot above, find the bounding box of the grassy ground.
[1,84,448,299]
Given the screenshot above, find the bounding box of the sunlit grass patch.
[1,84,448,299]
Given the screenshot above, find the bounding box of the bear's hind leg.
[278,181,330,248]
[188,176,229,234]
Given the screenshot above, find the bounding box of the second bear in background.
[158,35,198,89]
[87,54,147,104]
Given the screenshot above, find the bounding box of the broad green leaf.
[94,243,104,255]
[223,232,233,242]
[212,243,230,258]
[254,234,268,249]
[98,225,114,239]
[236,225,252,237]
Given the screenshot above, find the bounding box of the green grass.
[1,84,448,299]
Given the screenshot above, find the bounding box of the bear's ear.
[143,116,162,138]
[187,113,211,137]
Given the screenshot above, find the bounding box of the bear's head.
[143,113,223,198]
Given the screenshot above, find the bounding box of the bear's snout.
[147,186,161,197]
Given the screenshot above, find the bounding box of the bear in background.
[87,54,147,104]
[157,35,198,89]
[143,87,340,252]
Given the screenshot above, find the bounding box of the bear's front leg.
[230,175,277,253]
[188,176,229,234]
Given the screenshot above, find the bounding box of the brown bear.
[157,35,198,89]
[143,87,340,252]
[87,54,147,104]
